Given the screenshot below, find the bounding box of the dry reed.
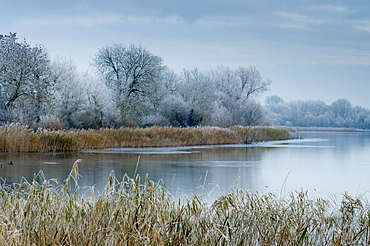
[0,160,369,245]
[0,125,291,152]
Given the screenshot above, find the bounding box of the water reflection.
[0,131,370,201]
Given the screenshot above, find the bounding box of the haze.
[2,0,370,107]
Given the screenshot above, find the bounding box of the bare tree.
[93,43,165,125]
[211,65,239,100]
[236,66,271,102]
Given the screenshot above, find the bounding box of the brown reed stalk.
[0,124,291,152]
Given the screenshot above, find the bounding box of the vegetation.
[3,33,370,131]
[265,96,370,129]
[0,33,53,123]
[0,124,291,152]
[0,33,271,129]
[0,159,369,245]
[230,126,291,144]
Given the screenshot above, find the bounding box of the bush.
[38,115,64,130]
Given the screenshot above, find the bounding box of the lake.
[0,131,369,201]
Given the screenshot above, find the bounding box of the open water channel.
[0,131,370,201]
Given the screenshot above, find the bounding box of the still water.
[0,131,369,200]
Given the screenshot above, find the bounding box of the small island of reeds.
[0,159,369,245]
[0,124,291,152]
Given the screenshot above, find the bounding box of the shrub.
[38,115,64,130]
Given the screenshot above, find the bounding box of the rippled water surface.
[1,131,370,200]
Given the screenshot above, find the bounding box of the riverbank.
[281,126,369,132]
[0,124,291,152]
[0,159,368,245]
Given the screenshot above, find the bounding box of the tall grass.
[231,125,292,144]
[0,160,370,245]
[0,124,291,152]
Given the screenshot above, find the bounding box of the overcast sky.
[2,0,370,107]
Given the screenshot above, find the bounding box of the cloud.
[274,22,307,30]
[156,15,185,24]
[16,13,185,29]
[276,12,325,29]
[16,14,123,28]
[310,5,348,13]
[354,20,370,32]
[195,15,249,26]
[123,16,153,24]
[123,14,185,25]
[315,52,370,66]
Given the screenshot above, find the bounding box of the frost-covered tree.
[0,33,52,124]
[157,95,190,127]
[49,57,85,128]
[236,66,271,102]
[210,65,270,126]
[157,68,180,99]
[264,96,370,129]
[265,95,284,106]
[264,95,286,125]
[211,65,238,101]
[287,100,310,125]
[330,98,352,119]
[241,99,266,126]
[305,100,328,117]
[73,72,112,128]
[178,68,215,125]
[211,65,271,103]
[93,43,165,126]
[351,106,370,129]
[210,91,240,127]
[49,57,112,129]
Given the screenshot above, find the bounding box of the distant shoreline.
[280,126,369,132]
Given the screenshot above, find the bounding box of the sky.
[2,0,370,107]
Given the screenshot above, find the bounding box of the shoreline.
[279,126,369,132]
[2,124,368,153]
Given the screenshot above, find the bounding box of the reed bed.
[230,125,292,144]
[0,124,291,152]
[0,159,370,245]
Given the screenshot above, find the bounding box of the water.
[0,131,369,201]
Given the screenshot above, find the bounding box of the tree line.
[0,33,270,129]
[3,33,369,130]
[264,96,370,129]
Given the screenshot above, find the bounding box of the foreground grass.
[0,160,369,245]
[0,124,291,152]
